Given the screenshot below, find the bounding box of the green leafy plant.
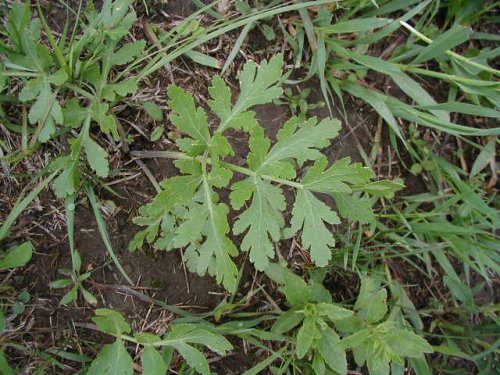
[87,308,232,375]
[0,0,143,300]
[2,0,497,373]
[130,54,403,291]
[0,0,337,281]
[268,265,434,375]
[274,87,325,121]
[269,265,353,375]
[337,277,433,375]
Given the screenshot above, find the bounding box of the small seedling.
[268,265,434,375]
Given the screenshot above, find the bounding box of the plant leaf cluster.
[130,54,402,292]
[1,0,146,197]
[87,309,232,375]
[268,265,433,375]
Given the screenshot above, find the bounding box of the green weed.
[0,0,498,374]
[129,54,402,292]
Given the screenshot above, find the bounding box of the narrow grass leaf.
[184,50,221,69]
[341,81,405,143]
[414,26,473,64]
[321,18,392,33]
[470,138,496,178]
[221,22,253,74]
[242,348,285,375]
[0,172,58,240]
[86,185,134,285]
[316,34,333,116]
[349,53,448,121]
[415,102,500,118]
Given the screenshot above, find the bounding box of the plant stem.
[0,71,43,77]
[65,83,95,100]
[400,65,499,87]
[130,150,304,189]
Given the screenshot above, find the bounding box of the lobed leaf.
[92,308,131,335]
[53,156,80,199]
[172,343,210,375]
[87,340,133,375]
[84,136,109,178]
[333,193,375,224]
[246,126,296,179]
[291,189,340,267]
[232,177,286,270]
[178,186,238,292]
[91,102,119,140]
[302,157,374,194]
[141,346,167,375]
[168,85,210,146]
[257,117,341,173]
[211,55,284,133]
[233,54,284,116]
[110,40,146,66]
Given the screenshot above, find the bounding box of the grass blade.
[85,185,134,286]
[221,21,254,74]
[320,17,392,33]
[0,171,58,240]
[184,50,221,69]
[340,81,405,143]
[413,25,473,64]
[317,33,334,117]
[137,0,336,80]
[65,194,81,274]
[35,0,70,75]
[400,21,500,77]
[415,102,500,118]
